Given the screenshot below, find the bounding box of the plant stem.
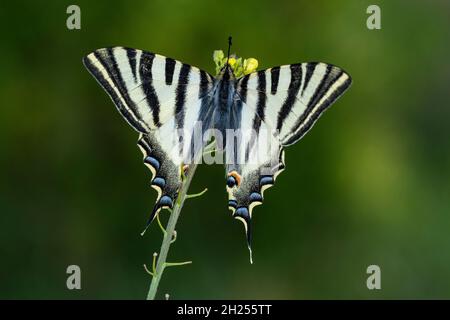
[146,163,199,300]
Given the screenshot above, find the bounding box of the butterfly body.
[83,46,352,257]
[210,66,238,147]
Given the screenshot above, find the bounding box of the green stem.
[146,163,199,300]
[164,261,193,267]
[186,188,208,199]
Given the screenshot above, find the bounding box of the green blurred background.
[1,0,449,299]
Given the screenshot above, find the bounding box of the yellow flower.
[243,58,258,75]
[213,49,259,77]
[213,50,224,66]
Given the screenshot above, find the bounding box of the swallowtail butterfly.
[83,41,352,260]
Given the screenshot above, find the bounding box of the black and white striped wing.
[228,63,351,251]
[83,47,214,225]
[243,62,352,146]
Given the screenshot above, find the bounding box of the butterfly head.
[217,63,236,81]
[217,36,236,80]
[213,36,259,78]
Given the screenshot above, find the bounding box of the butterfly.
[83,41,352,260]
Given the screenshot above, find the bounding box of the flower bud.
[213,50,224,66]
[244,58,259,75]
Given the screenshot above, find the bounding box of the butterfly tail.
[233,207,253,264]
[141,195,175,236]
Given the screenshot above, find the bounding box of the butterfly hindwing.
[225,119,285,256]
[83,47,214,225]
[137,132,181,224]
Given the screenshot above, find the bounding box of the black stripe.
[276,64,302,132]
[293,65,333,131]
[106,48,134,103]
[127,49,137,82]
[232,76,248,164]
[239,76,249,102]
[285,73,351,145]
[246,73,266,161]
[307,65,334,110]
[199,70,210,99]
[270,67,280,94]
[165,57,176,85]
[175,64,191,155]
[253,71,267,132]
[237,77,250,162]
[302,63,317,96]
[84,55,139,130]
[139,52,162,127]
[175,64,191,126]
[278,149,286,171]
[198,71,214,134]
[137,136,152,154]
[185,70,213,161]
[287,64,331,136]
[92,50,148,132]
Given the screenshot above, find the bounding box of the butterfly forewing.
[83,47,214,132]
[240,63,352,145]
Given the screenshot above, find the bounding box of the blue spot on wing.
[234,207,250,219]
[249,192,263,202]
[152,177,166,188]
[259,176,274,186]
[159,195,173,207]
[228,199,238,208]
[144,156,160,170]
[227,176,236,188]
[234,207,252,249]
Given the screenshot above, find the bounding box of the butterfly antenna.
[226,36,232,66]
